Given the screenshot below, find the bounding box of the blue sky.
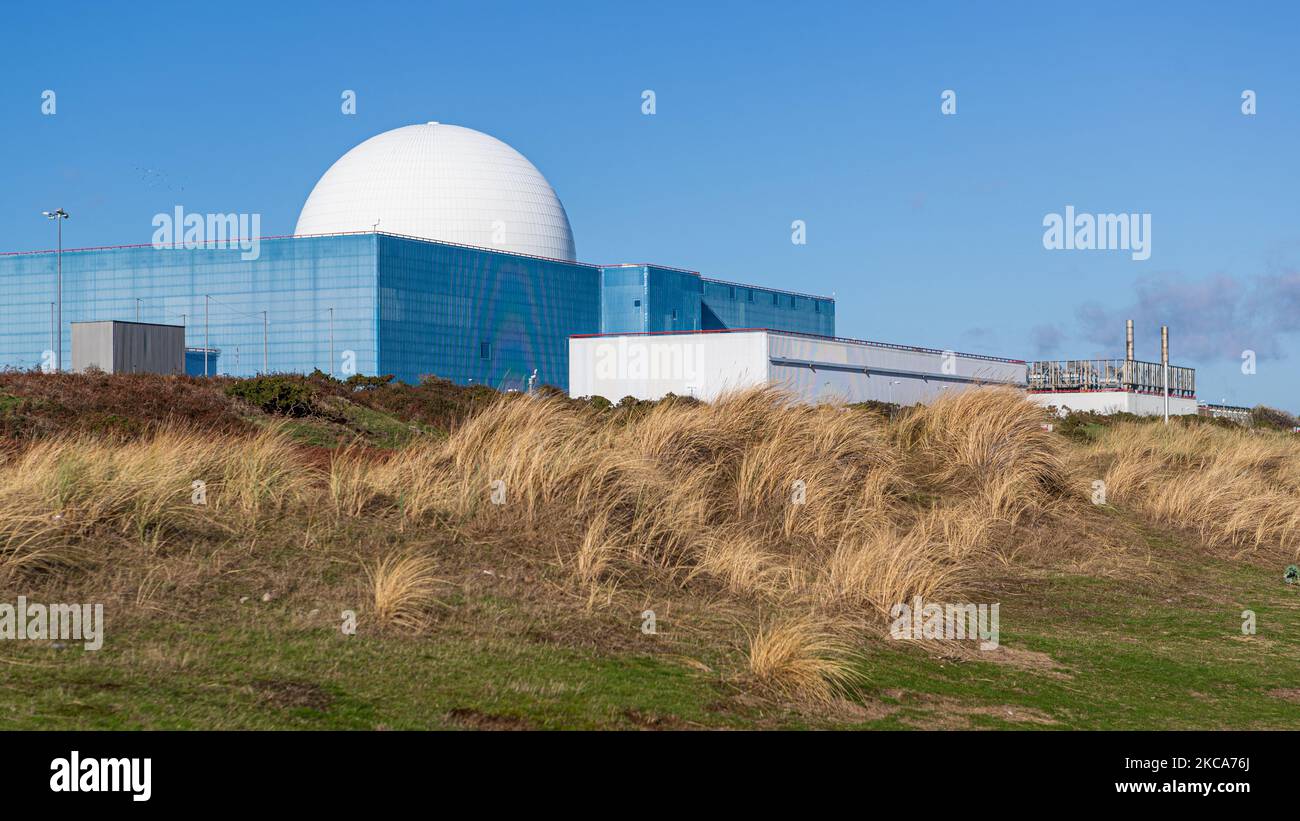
[2,0,1297,409]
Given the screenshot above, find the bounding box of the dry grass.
[15,383,1296,704]
[745,614,863,703]
[324,386,1072,698]
[0,425,312,580]
[1080,420,1300,558]
[893,386,1067,519]
[364,551,446,631]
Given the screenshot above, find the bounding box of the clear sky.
[2,0,1297,410]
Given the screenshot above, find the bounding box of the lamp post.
[42,208,69,371]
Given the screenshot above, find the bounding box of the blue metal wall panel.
[376,235,600,389]
[599,265,648,334]
[0,235,378,378]
[599,265,709,335]
[645,266,702,334]
[0,233,833,392]
[700,278,835,336]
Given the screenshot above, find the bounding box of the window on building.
[814,301,821,314]
[747,290,754,303]
[671,308,677,320]
[633,299,641,308]
[790,295,797,308]
[772,292,779,306]
[729,286,736,300]
[480,341,491,360]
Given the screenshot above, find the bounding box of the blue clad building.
[1,123,832,390]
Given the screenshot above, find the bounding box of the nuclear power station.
[1,122,1201,416]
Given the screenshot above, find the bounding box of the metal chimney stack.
[1161,325,1169,423]
[1121,319,1135,390]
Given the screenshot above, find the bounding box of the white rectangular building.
[1027,390,1198,417]
[569,329,1027,404]
[1025,358,1198,417]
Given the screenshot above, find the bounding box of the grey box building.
[71,321,185,375]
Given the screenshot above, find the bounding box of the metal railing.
[1198,403,1252,424]
[1027,358,1195,397]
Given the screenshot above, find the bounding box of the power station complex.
[1,122,1198,415]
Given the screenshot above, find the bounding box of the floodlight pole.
[42,209,69,371]
[57,213,63,371]
[205,295,210,376]
[262,310,268,374]
[329,307,334,377]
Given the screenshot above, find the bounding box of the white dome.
[295,123,576,261]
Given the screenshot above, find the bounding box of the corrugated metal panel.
[71,322,116,373]
[767,333,1025,404]
[569,329,1026,405]
[72,321,184,375]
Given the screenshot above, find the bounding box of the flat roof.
[71,319,183,328]
[1,230,836,300]
[0,230,602,268]
[698,275,833,303]
[569,327,1026,365]
[599,264,834,302]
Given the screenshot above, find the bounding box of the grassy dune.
[2,375,1299,728]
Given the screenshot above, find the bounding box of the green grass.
[5,528,1298,730]
[277,418,346,448]
[263,397,436,449]
[841,547,1300,729]
[329,398,433,447]
[0,619,746,730]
